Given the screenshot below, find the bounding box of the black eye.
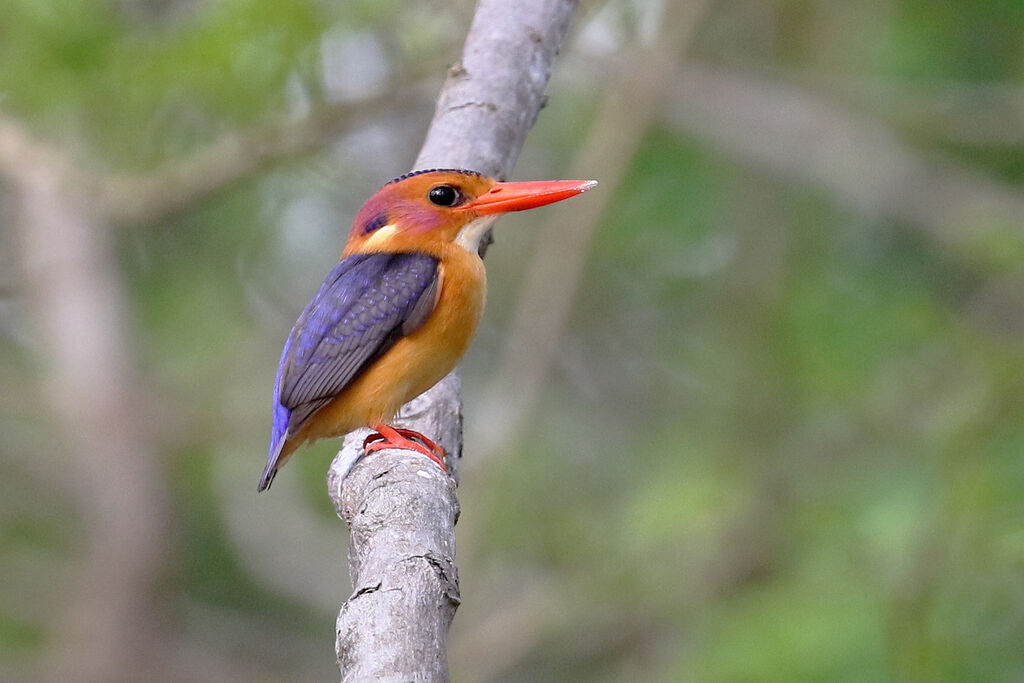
[428,185,460,207]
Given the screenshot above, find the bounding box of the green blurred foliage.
[2,0,1024,681]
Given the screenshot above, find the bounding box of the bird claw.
[363,424,447,471]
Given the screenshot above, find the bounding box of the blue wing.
[259,252,439,491]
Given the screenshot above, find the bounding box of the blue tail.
[258,432,287,492]
[259,337,294,492]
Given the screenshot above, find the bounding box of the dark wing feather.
[277,252,439,427]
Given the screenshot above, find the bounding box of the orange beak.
[461,179,598,215]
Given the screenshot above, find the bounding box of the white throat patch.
[455,215,500,253]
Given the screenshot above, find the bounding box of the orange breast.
[285,243,486,453]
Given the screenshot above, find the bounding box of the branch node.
[448,61,468,79]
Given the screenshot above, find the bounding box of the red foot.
[363,423,447,471]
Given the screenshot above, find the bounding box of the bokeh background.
[2,0,1024,681]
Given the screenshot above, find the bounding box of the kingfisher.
[259,169,596,491]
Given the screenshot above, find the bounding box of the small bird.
[259,169,596,491]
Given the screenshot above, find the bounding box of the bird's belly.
[298,252,486,443]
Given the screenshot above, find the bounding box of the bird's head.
[342,169,596,258]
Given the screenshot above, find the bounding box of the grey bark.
[327,1,579,681]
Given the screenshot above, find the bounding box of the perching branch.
[326,1,579,680]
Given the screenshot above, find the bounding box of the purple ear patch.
[362,212,388,234]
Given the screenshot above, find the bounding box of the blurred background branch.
[101,79,436,225]
[5,118,167,683]
[661,64,1024,258]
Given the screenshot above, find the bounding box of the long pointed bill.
[461,179,598,215]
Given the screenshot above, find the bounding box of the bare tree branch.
[415,1,575,178]
[327,1,579,680]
